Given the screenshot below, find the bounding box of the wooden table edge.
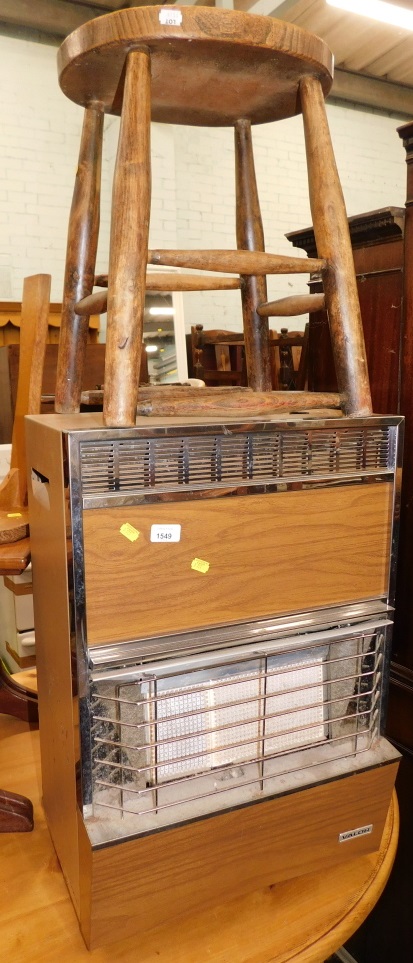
[279,789,399,962]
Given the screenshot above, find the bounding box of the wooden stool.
[55,5,371,427]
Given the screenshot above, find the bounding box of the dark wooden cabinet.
[287,206,404,415]
[288,186,413,963]
[287,205,413,734]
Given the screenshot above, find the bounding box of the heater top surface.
[58,6,333,125]
[25,411,403,439]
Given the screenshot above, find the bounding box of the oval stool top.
[58,5,333,126]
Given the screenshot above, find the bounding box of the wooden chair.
[54,5,371,426]
[189,324,247,386]
[190,324,309,391]
[270,325,309,391]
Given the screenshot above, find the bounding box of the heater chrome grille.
[87,623,385,841]
[80,425,392,496]
[79,425,393,497]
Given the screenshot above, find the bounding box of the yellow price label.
[191,557,210,574]
[119,523,140,543]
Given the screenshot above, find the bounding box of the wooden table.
[0,537,31,575]
[1,713,399,963]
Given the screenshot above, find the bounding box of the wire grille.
[89,626,384,834]
[79,426,392,496]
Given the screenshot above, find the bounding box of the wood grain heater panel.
[82,481,393,645]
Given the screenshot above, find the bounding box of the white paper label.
[159,9,182,25]
[151,524,181,543]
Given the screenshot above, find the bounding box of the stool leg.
[235,120,272,392]
[300,76,372,416]
[55,106,103,413]
[104,50,151,427]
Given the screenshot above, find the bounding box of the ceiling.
[2,0,413,115]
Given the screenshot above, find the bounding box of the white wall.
[0,31,408,334]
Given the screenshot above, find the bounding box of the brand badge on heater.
[339,824,373,843]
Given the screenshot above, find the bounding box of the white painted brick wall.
[172,108,407,331]
[0,32,407,337]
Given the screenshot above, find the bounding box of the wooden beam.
[235,0,299,15]
[73,1,132,8]
[332,69,413,118]
[0,0,131,40]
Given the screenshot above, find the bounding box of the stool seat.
[58,5,333,125]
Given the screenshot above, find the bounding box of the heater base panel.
[76,755,398,949]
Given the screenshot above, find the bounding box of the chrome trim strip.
[90,616,392,683]
[68,433,93,809]
[388,421,403,608]
[379,422,403,732]
[61,413,404,444]
[88,599,391,671]
[81,469,394,511]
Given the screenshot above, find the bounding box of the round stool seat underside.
[58,5,334,126]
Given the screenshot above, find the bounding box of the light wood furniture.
[0,536,31,576]
[0,299,99,346]
[0,343,106,444]
[0,341,150,444]
[55,4,371,424]
[0,712,399,962]
[0,275,50,543]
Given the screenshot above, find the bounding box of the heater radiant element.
[89,624,383,842]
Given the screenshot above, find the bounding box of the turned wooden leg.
[300,77,372,417]
[55,106,103,414]
[104,50,151,427]
[235,119,272,392]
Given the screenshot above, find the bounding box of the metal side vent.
[79,426,392,497]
